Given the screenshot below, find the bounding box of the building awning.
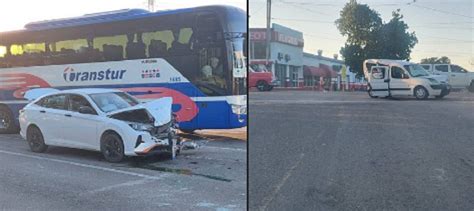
[303,66,326,77]
[304,65,338,78]
[320,64,338,78]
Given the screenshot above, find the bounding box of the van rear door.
[369,66,389,97]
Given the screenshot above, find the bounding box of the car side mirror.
[403,74,409,79]
[78,106,95,115]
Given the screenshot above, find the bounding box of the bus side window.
[169,28,193,56]
[142,30,174,58]
[126,33,146,60]
[148,40,168,58]
[93,35,127,62]
[8,43,45,67]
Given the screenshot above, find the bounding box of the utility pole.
[148,0,155,12]
[265,0,272,63]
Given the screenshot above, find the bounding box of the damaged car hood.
[108,97,173,126]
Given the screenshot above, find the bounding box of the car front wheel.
[101,132,125,163]
[27,126,48,153]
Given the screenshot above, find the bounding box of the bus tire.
[256,81,268,92]
[414,86,429,100]
[0,106,19,134]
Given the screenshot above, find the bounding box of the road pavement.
[0,130,246,210]
[249,91,474,210]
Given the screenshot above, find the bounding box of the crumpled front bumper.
[133,127,178,156]
[431,83,451,96]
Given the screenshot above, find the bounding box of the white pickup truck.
[419,64,474,92]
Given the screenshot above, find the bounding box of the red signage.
[250,29,304,47]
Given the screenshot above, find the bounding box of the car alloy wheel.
[101,133,125,163]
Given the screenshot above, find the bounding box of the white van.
[363,59,451,99]
[419,64,474,92]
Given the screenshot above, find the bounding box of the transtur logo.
[63,67,126,82]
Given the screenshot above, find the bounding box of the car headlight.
[129,123,154,132]
[231,104,247,115]
[427,78,439,84]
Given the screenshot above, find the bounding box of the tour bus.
[363,59,450,100]
[0,6,247,133]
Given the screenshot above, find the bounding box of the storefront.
[249,24,304,87]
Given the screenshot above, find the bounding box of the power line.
[251,4,267,16]
[271,17,334,23]
[408,3,474,19]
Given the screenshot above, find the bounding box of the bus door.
[369,66,389,97]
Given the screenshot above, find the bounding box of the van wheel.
[101,132,125,163]
[468,81,474,92]
[27,126,48,153]
[0,107,18,134]
[257,81,268,91]
[414,86,429,100]
[367,85,378,98]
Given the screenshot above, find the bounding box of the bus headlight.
[231,104,247,115]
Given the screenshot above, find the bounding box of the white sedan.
[19,88,178,162]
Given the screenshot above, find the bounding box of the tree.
[420,56,451,64]
[336,1,418,77]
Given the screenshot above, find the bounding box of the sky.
[250,0,474,70]
[0,0,246,31]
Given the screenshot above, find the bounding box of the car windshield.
[89,92,139,113]
[404,64,430,77]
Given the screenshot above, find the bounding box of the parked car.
[419,63,474,92]
[249,64,276,91]
[19,88,178,162]
[363,59,451,100]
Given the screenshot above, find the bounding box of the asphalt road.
[249,91,474,210]
[0,130,246,210]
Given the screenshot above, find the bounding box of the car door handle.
[40,110,46,113]
[65,114,72,117]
